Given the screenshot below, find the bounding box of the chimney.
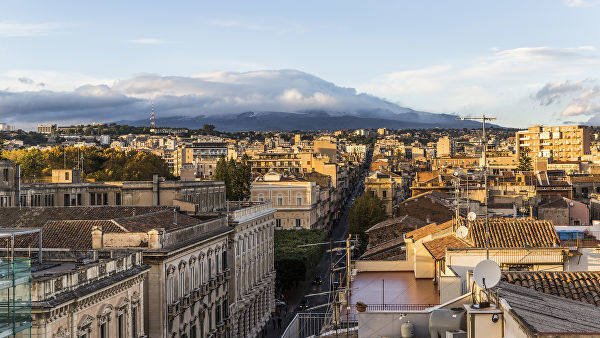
[91,226,103,249]
[147,229,161,249]
[15,164,20,208]
[152,173,159,206]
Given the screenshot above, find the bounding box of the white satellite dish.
[473,259,501,289]
[467,212,477,221]
[456,226,469,239]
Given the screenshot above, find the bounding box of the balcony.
[167,302,180,320]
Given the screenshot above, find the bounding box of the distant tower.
[150,102,156,129]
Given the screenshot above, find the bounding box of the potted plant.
[355,301,367,312]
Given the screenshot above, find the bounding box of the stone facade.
[227,201,276,337]
[30,250,147,338]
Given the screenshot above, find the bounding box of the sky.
[2,0,600,129]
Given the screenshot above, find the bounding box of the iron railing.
[281,312,332,338]
[364,303,437,312]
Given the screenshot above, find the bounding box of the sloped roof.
[423,235,469,260]
[502,271,600,306]
[538,196,584,209]
[366,215,426,233]
[405,220,454,241]
[360,238,406,260]
[0,206,169,228]
[497,281,600,335]
[456,218,559,248]
[115,210,203,232]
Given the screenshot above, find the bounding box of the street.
[265,152,371,338]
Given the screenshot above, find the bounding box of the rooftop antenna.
[150,102,156,129]
[461,114,496,259]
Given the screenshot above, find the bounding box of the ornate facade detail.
[54,278,63,291]
[99,264,107,275]
[78,314,94,336]
[131,291,140,304]
[178,260,187,270]
[54,326,69,338]
[167,265,176,276]
[97,304,114,323]
[78,270,87,283]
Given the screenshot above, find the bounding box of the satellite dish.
[456,226,469,239]
[473,260,501,289]
[467,212,477,221]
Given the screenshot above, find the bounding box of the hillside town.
[1,121,600,337]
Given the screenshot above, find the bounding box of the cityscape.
[2,1,600,338]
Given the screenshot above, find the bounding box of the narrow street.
[265,151,372,338]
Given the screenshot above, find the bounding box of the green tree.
[214,154,252,201]
[348,193,386,252]
[18,149,47,179]
[517,149,533,171]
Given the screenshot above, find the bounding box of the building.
[37,124,57,134]
[173,142,227,177]
[436,136,454,157]
[364,170,403,217]
[537,196,589,226]
[250,172,319,229]
[0,123,14,131]
[0,206,232,337]
[0,160,225,211]
[516,125,591,161]
[226,201,276,337]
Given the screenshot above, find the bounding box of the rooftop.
[423,235,469,260]
[456,217,559,248]
[405,220,454,241]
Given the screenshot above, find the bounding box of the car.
[312,275,323,285]
[299,299,310,311]
[275,299,287,307]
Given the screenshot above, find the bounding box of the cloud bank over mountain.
[0,69,469,130]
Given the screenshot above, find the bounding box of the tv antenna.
[150,102,156,129]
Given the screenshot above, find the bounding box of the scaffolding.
[0,229,39,337]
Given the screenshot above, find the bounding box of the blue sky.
[2,0,600,128]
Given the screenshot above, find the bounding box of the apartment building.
[173,142,228,177]
[364,170,404,217]
[516,125,591,161]
[250,172,319,229]
[0,161,225,212]
[226,201,276,337]
[436,136,455,157]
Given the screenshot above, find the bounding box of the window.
[190,325,197,338]
[258,194,264,202]
[132,307,137,338]
[2,168,8,182]
[215,255,219,274]
[216,304,221,324]
[103,193,108,205]
[115,192,121,205]
[382,190,387,198]
[118,314,124,338]
[208,258,212,279]
[180,270,186,297]
[99,322,107,338]
[222,299,228,319]
[275,219,281,228]
[199,261,204,284]
[90,193,96,205]
[295,219,301,228]
[167,276,174,304]
[65,172,69,180]
[190,265,196,290]
[209,311,213,331]
[296,197,302,205]
[277,197,283,206]
[222,251,227,270]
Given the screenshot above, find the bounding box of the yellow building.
[364,170,403,217]
[516,125,590,161]
[250,172,320,229]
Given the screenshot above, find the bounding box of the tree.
[348,193,386,252]
[213,154,252,201]
[517,149,533,172]
[18,149,47,179]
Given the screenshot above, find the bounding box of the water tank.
[428,307,466,338]
[400,321,415,338]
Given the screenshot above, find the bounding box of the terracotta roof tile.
[456,218,559,248]
[501,271,600,307]
[405,220,454,241]
[423,235,469,260]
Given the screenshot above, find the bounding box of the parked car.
[299,298,310,311]
[275,299,287,307]
[312,275,323,285]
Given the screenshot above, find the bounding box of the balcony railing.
[364,303,436,312]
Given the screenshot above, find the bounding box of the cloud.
[129,38,165,45]
[17,77,34,85]
[0,70,418,128]
[206,18,308,35]
[565,0,600,7]
[562,86,600,116]
[0,22,60,37]
[533,80,588,105]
